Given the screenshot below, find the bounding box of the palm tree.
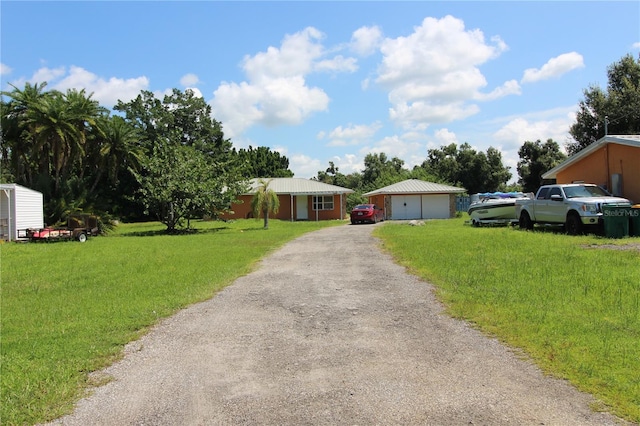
[88,115,143,195]
[1,82,50,187]
[251,178,280,229]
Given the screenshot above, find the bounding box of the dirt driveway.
[47,224,627,425]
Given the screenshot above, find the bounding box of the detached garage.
[364,179,466,220]
[1,184,44,241]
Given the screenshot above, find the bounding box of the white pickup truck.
[514,184,631,235]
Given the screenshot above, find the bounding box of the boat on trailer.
[468,192,533,226]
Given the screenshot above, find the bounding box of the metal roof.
[542,135,640,179]
[244,178,354,195]
[363,179,465,196]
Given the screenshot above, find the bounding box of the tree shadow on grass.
[518,224,607,237]
[120,227,231,237]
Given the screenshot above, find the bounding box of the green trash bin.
[629,207,640,237]
[602,204,630,238]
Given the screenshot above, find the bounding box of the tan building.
[543,135,640,204]
[363,179,466,220]
[224,178,354,221]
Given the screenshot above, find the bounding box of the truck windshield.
[563,185,609,198]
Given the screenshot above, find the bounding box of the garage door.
[391,195,422,220]
[421,194,450,219]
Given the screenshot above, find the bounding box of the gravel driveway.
[47,223,627,425]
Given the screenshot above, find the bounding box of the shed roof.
[542,135,640,179]
[0,183,43,194]
[244,178,354,195]
[363,179,465,196]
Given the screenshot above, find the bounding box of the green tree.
[251,178,280,229]
[236,146,294,178]
[517,139,567,193]
[420,143,459,186]
[419,143,511,193]
[485,147,513,191]
[1,82,50,187]
[1,84,109,223]
[568,54,640,154]
[136,143,242,232]
[116,89,246,226]
[362,153,409,191]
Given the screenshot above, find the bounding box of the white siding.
[421,194,450,219]
[0,184,44,241]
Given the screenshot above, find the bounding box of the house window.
[312,195,334,210]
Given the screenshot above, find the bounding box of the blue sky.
[2,1,639,182]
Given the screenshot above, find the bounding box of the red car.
[350,204,384,224]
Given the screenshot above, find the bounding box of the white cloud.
[211,26,352,138]
[243,27,325,81]
[331,154,361,174]
[314,55,358,73]
[475,79,521,101]
[325,122,382,146]
[375,15,510,129]
[52,66,149,107]
[494,116,573,150]
[390,101,480,131]
[1,63,12,75]
[491,112,574,175]
[180,73,200,87]
[350,25,383,56]
[16,66,149,107]
[632,42,640,50]
[360,133,426,169]
[521,52,585,83]
[289,153,323,178]
[433,128,459,146]
[33,66,66,83]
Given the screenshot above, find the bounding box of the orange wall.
[224,194,347,221]
[556,144,640,203]
[367,194,387,218]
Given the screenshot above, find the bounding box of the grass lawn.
[3,216,639,424]
[374,217,640,423]
[1,219,343,425]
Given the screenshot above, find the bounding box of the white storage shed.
[0,184,45,241]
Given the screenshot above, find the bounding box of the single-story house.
[542,135,640,204]
[0,183,44,241]
[363,179,466,220]
[224,178,354,221]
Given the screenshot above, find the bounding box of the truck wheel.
[519,212,533,230]
[77,233,87,243]
[566,213,582,235]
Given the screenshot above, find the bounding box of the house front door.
[296,195,308,220]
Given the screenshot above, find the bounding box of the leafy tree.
[419,143,511,194]
[362,153,409,191]
[316,161,348,186]
[236,145,294,178]
[485,147,513,191]
[568,54,640,154]
[115,89,231,157]
[251,178,280,229]
[136,143,242,232]
[517,139,567,193]
[116,89,246,228]
[421,143,460,187]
